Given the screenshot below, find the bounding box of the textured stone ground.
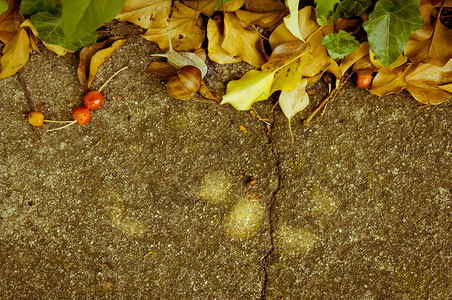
[0,37,450,299]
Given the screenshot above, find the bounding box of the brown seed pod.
[167,66,202,100]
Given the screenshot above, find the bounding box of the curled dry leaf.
[143,1,204,51]
[279,78,310,143]
[222,12,267,67]
[207,15,242,64]
[0,0,23,44]
[115,0,171,29]
[21,20,70,56]
[0,27,30,78]
[78,36,129,89]
[184,0,245,16]
[144,61,177,78]
[244,0,286,13]
[235,8,287,29]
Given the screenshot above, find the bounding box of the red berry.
[83,90,104,110]
[356,74,372,88]
[72,107,91,125]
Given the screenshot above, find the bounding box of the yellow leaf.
[0,27,30,78]
[207,16,242,64]
[283,0,305,42]
[184,0,245,16]
[244,0,286,12]
[221,70,275,110]
[426,15,452,67]
[261,41,312,92]
[368,66,406,97]
[235,8,287,28]
[222,12,267,67]
[0,0,23,44]
[116,0,171,29]
[77,37,129,89]
[143,1,204,51]
[279,78,309,143]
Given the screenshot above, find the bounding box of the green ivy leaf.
[0,0,8,14]
[19,0,59,15]
[322,30,359,59]
[363,0,424,67]
[330,0,372,22]
[61,0,125,42]
[31,11,98,51]
[314,0,340,25]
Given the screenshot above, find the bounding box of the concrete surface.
[0,36,450,299]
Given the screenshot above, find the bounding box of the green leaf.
[284,0,305,42]
[61,0,125,42]
[214,0,233,10]
[221,70,275,110]
[0,0,8,14]
[330,0,372,22]
[19,0,59,15]
[322,30,359,60]
[31,11,98,51]
[314,0,340,26]
[363,0,424,67]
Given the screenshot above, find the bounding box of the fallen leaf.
[184,0,245,16]
[221,70,275,110]
[425,12,452,67]
[0,27,30,78]
[284,0,306,42]
[235,8,287,28]
[222,12,267,67]
[77,36,129,89]
[143,1,204,51]
[279,78,309,143]
[144,61,177,78]
[115,0,171,29]
[0,0,23,44]
[244,0,286,13]
[207,15,242,64]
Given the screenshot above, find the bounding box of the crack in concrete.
[261,116,282,300]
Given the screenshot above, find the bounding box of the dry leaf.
[244,0,286,13]
[115,0,171,29]
[142,1,204,51]
[207,15,242,64]
[283,0,305,42]
[235,9,287,28]
[77,36,129,89]
[222,12,267,67]
[0,27,30,78]
[279,78,309,143]
[184,0,245,16]
[0,0,23,44]
[144,61,177,78]
[198,81,218,101]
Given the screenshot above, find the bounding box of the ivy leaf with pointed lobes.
[314,0,340,25]
[19,0,59,15]
[322,30,359,60]
[363,0,424,67]
[330,0,372,22]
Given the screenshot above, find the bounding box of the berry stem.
[98,66,128,93]
[44,120,75,123]
[46,120,77,132]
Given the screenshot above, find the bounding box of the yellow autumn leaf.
[184,0,245,16]
[261,40,312,93]
[221,70,275,110]
[0,27,30,79]
[222,12,267,67]
[116,0,171,29]
[143,1,204,51]
[279,78,309,143]
[0,0,23,44]
[235,8,287,28]
[283,0,305,42]
[78,36,129,89]
[207,17,242,64]
[244,0,286,12]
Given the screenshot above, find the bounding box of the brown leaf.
[77,36,128,89]
[222,12,267,67]
[142,1,204,51]
[244,0,286,13]
[184,0,245,16]
[0,27,30,78]
[235,9,288,28]
[115,0,171,29]
[198,81,218,101]
[0,0,23,44]
[207,15,242,64]
[144,61,177,78]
